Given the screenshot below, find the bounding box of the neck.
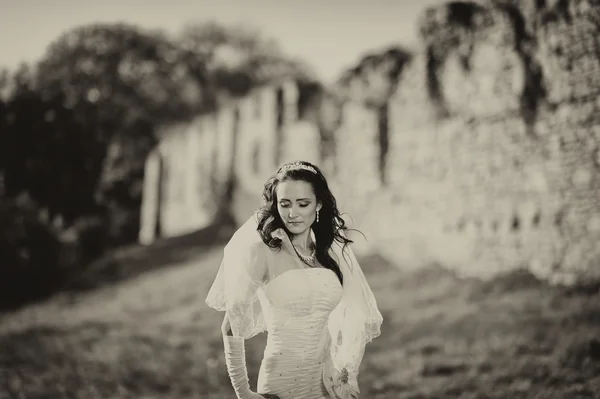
[290,230,312,251]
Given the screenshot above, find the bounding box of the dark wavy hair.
[256,160,357,285]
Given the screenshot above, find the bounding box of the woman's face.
[276,179,322,236]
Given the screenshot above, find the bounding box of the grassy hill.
[1,225,599,398]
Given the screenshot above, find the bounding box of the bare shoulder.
[247,239,269,257]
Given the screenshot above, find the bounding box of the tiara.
[281,162,317,174]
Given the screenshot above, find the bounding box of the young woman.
[206,160,383,399]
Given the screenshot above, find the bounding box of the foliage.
[0,20,311,308]
[0,192,112,309]
[0,194,66,309]
[2,24,204,225]
[2,70,106,222]
[36,23,206,126]
[334,46,412,108]
[31,23,209,230]
[179,21,317,99]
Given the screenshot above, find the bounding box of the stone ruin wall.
[140,0,600,284]
[329,0,600,284]
[139,80,308,243]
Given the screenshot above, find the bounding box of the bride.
[206,160,383,399]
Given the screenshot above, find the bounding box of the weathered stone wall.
[154,120,217,238]
[325,0,600,284]
[229,81,324,222]
[140,0,600,284]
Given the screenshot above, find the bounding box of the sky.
[0,0,448,83]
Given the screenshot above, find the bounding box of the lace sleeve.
[330,242,382,372]
[206,215,268,339]
[323,238,383,398]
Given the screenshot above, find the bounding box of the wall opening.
[297,81,320,120]
[377,103,389,185]
[210,116,219,197]
[253,92,262,119]
[554,209,565,228]
[492,220,499,232]
[425,45,449,118]
[532,211,541,228]
[457,217,466,232]
[154,154,164,238]
[224,106,241,207]
[275,87,285,165]
[511,215,520,232]
[251,141,260,175]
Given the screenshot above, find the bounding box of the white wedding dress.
[256,266,342,399]
[206,217,382,399]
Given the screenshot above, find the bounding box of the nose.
[288,207,297,219]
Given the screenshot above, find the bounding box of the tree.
[0,23,209,247]
[334,46,412,108]
[25,23,209,233]
[179,21,316,99]
[36,23,207,135]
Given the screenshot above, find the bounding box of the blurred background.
[1,0,600,398]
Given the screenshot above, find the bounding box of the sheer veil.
[323,229,383,397]
[205,213,267,339]
[205,213,383,397]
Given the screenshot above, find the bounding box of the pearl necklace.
[293,243,316,266]
[297,250,316,265]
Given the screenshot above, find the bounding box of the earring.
[316,210,320,223]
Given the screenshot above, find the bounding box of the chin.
[286,223,309,235]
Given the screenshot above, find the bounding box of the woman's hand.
[221,313,233,336]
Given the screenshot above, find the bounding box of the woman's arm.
[206,216,279,399]
[222,315,262,399]
[219,244,278,399]
[221,315,280,399]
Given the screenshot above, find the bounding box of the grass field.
[1,225,600,399]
